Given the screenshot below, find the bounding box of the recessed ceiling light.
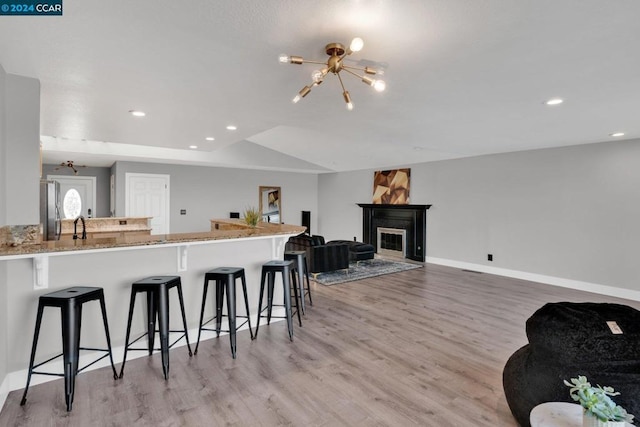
[205,137,215,141]
[545,98,564,106]
[609,132,625,137]
[226,125,237,131]
[189,145,198,149]
[129,110,146,117]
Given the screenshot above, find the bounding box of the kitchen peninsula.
[0,220,305,398]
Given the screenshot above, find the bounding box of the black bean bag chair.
[503,302,640,426]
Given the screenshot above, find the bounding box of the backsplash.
[0,224,41,246]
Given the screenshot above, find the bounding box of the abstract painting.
[373,168,410,204]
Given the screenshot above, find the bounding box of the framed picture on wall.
[373,168,410,204]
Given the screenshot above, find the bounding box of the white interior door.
[125,173,170,235]
[48,175,96,219]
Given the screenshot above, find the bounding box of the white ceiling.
[1,0,639,173]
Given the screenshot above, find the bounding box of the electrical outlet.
[180,209,186,215]
[488,254,493,261]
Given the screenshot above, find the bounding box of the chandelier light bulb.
[293,85,312,103]
[311,70,324,83]
[279,54,290,63]
[343,91,354,110]
[349,37,364,53]
[373,80,386,92]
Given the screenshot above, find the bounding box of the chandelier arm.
[336,72,348,92]
[342,65,373,73]
[341,68,366,80]
[298,59,327,66]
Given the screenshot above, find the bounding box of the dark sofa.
[503,302,640,426]
[326,240,375,261]
[285,234,349,274]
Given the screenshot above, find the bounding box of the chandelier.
[279,37,386,110]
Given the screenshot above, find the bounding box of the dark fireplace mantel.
[358,203,431,262]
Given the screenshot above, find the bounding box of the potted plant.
[564,376,634,427]
[243,206,261,228]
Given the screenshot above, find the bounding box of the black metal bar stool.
[20,286,118,411]
[254,260,302,341]
[284,250,313,315]
[119,276,192,380]
[194,267,254,359]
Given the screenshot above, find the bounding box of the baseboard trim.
[0,374,8,414]
[426,257,640,302]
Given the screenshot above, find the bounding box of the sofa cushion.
[311,235,325,246]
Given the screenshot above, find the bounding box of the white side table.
[530,402,633,427]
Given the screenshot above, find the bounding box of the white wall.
[0,68,40,409]
[0,64,8,410]
[318,139,640,293]
[4,74,40,225]
[0,65,6,226]
[113,161,318,233]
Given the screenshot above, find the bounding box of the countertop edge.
[0,227,305,260]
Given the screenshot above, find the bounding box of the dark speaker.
[301,211,311,235]
[230,212,240,219]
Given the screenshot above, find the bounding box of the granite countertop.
[0,221,305,257]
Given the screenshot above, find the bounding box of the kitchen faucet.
[73,216,87,240]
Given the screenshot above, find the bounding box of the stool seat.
[120,276,192,380]
[21,286,117,411]
[39,286,103,303]
[255,260,302,341]
[132,275,181,289]
[195,267,254,358]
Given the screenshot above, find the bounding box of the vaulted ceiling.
[1,1,639,173]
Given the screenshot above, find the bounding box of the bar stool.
[20,286,118,411]
[254,260,302,341]
[119,276,192,380]
[194,267,254,359]
[284,250,313,315]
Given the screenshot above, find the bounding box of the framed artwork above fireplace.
[373,168,410,204]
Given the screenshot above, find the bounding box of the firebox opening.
[377,227,406,259]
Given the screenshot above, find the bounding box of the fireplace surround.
[358,204,431,262]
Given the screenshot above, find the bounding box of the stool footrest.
[199,318,251,334]
[258,304,300,319]
[125,332,189,352]
[30,348,113,377]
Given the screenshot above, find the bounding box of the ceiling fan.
[54,160,87,175]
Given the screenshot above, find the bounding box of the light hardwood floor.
[1,263,638,426]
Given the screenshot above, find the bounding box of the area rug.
[312,258,422,286]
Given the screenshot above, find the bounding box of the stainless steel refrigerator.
[40,179,61,241]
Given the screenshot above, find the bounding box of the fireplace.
[358,204,431,262]
[377,227,406,258]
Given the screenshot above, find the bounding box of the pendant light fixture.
[279,37,386,110]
